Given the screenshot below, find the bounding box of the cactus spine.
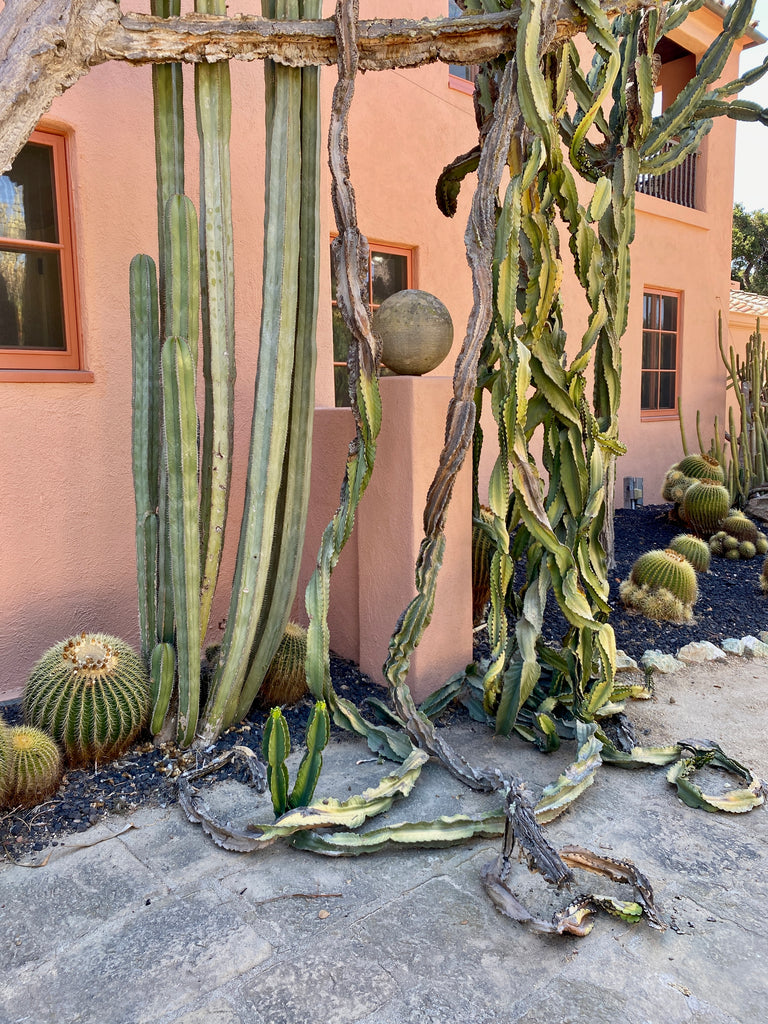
[23,634,150,765]
[4,726,62,807]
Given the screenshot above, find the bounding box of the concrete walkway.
[1,658,767,1024]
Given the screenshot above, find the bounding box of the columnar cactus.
[261,700,330,816]
[472,507,495,626]
[23,634,151,765]
[4,726,63,807]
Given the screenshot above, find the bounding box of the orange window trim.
[640,287,681,419]
[331,240,414,370]
[0,127,86,380]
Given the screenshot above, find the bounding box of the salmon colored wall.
[1,1,477,699]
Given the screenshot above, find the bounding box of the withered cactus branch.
[0,0,653,171]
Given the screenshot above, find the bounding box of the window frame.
[641,287,681,420]
[0,126,88,382]
[447,1,477,94]
[331,240,414,407]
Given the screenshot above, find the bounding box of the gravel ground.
[2,504,765,860]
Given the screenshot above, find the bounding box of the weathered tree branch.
[0,0,651,171]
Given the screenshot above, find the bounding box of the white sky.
[734,0,768,210]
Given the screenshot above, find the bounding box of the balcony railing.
[635,148,698,209]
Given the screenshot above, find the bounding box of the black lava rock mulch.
[1,504,765,861]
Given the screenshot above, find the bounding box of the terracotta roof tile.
[729,290,768,316]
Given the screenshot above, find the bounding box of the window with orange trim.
[331,242,413,408]
[448,1,477,94]
[0,128,84,378]
[641,289,680,415]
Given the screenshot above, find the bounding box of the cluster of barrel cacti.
[662,454,732,537]
[619,548,699,624]
[0,714,63,808]
[709,511,768,561]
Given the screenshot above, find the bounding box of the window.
[331,242,413,407]
[448,1,477,94]
[641,290,680,415]
[0,127,85,379]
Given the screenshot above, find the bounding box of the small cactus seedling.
[261,701,330,817]
[676,453,724,483]
[681,479,730,537]
[669,534,710,573]
[255,623,309,709]
[23,633,151,765]
[4,726,62,807]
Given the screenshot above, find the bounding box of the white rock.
[615,650,639,671]
[760,630,768,644]
[723,635,768,658]
[640,650,685,673]
[676,641,726,663]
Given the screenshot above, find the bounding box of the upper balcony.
[636,145,699,210]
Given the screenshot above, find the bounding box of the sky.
[733,0,768,211]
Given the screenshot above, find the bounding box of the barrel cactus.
[681,479,730,537]
[255,623,309,709]
[669,534,710,573]
[677,453,724,483]
[762,557,768,593]
[4,726,62,807]
[619,548,698,623]
[472,507,495,626]
[661,468,694,505]
[739,541,757,560]
[722,511,758,545]
[0,715,11,805]
[23,633,151,765]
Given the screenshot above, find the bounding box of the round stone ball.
[373,289,454,376]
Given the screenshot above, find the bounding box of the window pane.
[660,332,676,369]
[641,370,657,410]
[0,249,65,349]
[661,295,678,332]
[332,305,353,362]
[0,143,58,243]
[334,364,351,408]
[658,372,675,409]
[371,252,408,306]
[642,330,658,369]
[642,292,659,330]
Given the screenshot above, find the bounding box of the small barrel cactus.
[722,511,758,545]
[669,534,710,573]
[676,453,724,483]
[472,507,495,626]
[739,540,757,560]
[0,715,11,805]
[23,633,151,765]
[761,556,768,593]
[681,479,730,537]
[620,548,698,623]
[256,623,309,709]
[5,726,63,807]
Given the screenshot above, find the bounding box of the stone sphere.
[373,289,454,376]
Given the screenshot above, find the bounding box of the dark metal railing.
[635,148,698,209]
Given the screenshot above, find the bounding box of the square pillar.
[356,376,473,702]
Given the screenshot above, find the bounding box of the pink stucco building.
[0,1,763,699]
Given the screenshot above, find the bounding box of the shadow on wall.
[0,587,141,701]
